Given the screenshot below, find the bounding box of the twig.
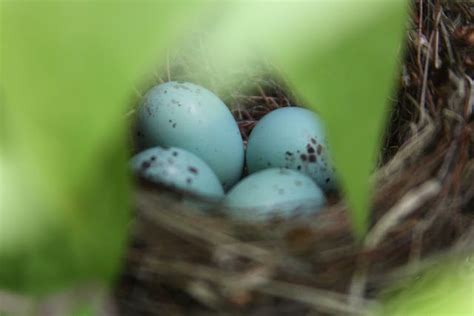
[257,84,279,108]
[440,11,455,64]
[136,191,273,264]
[463,74,473,119]
[419,33,434,123]
[433,1,442,69]
[259,280,375,316]
[417,0,425,73]
[374,123,435,184]
[408,200,446,263]
[369,244,474,289]
[349,179,443,306]
[365,179,442,249]
[143,259,374,316]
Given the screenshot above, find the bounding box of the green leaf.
[0,1,199,294]
[375,256,474,316]
[275,2,409,237]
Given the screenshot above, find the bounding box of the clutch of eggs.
[133,81,336,220]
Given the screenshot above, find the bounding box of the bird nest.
[116,2,474,315]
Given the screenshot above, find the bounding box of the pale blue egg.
[223,168,326,221]
[131,147,224,200]
[246,107,336,191]
[136,81,244,190]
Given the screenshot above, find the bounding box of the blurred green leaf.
[375,256,474,316]
[73,306,94,316]
[0,1,199,294]
[276,2,408,237]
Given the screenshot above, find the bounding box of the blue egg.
[223,168,326,221]
[246,107,336,191]
[136,81,244,190]
[131,147,224,200]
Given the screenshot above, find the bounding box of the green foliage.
[374,256,474,316]
[275,3,408,237]
[0,1,200,294]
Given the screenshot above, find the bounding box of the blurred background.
[1,1,473,315]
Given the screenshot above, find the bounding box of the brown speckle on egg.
[188,166,199,174]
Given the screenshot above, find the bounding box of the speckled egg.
[246,107,336,191]
[131,146,224,200]
[223,168,326,221]
[136,81,244,190]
